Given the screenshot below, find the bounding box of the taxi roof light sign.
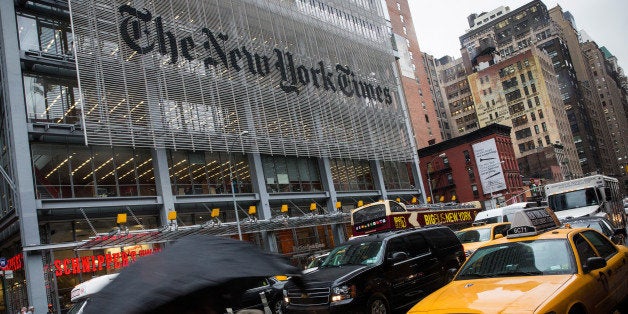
[506,207,560,238]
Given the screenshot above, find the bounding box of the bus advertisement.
[350,200,482,236]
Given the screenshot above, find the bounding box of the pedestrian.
[26,306,34,314]
[19,307,27,314]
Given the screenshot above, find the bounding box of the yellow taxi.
[408,207,628,313]
[455,222,511,257]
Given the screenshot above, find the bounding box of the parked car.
[69,274,287,314]
[282,226,465,314]
[408,207,628,313]
[234,276,288,314]
[455,222,511,257]
[561,216,626,245]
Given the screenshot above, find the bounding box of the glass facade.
[31,143,156,198]
[330,158,374,191]
[0,1,421,313]
[169,150,252,195]
[262,155,322,193]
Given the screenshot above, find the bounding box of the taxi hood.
[410,275,574,313]
[553,205,601,220]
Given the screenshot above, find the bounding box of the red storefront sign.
[53,248,160,276]
[1,247,160,277]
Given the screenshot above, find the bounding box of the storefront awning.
[24,213,350,252]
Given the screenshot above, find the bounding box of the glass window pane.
[17,15,39,51]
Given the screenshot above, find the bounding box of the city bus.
[350,200,482,236]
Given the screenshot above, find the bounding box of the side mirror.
[446,268,458,282]
[388,251,409,263]
[583,256,606,273]
[613,228,626,237]
[604,187,612,201]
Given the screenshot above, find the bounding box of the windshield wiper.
[456,273,494,279]
[496,271,543,277]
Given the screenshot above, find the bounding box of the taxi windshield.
[455,239,576,280]
[321,241,383,267]
[456,228,492,243]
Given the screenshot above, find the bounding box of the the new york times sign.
[117,4,393,104]
[71,0,414,161]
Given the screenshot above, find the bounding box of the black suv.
[282,226,465,313]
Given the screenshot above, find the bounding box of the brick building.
[418,124,525,209]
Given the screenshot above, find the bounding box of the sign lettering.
[118,4,393,104]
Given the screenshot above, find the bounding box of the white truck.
[544,174,626,229]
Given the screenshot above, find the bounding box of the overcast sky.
[408,0,628,72]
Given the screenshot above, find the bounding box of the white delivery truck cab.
[544,174,626,228]
[68,273,118,314]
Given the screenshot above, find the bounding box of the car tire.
[567,303,586,314]
[367,295,389,314]
[272,301,282,314]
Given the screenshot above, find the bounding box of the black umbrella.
[83,235,302,314]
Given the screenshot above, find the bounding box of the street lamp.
[426,153,446,204]
[228,130,249,240]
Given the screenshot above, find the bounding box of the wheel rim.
[274,302,282,314]
[370,299,387,314]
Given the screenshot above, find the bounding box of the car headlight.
[283,289,289,304]
[331,284,356,302]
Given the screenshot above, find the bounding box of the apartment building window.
[508,102,525,115]
[505,90,522,102]
[520,73,526,83]
[463,150,471,163]
[403,26,407,34]
[512,115,528,127]
[397,2,401,10]
[531,83,537,93]
[472,184,479,197]
[534,125,540,134]
[541,122,547,132]
[538,109,544,119]
[545,135,551,145]
[524,86,530,96]
[534,96,540,106]
[531,112,536,121]
[515,128,532,140]
[467,166,475,180]
[528,71,534,80]
[538,139,543,147]
[400,15,404,23]
[425,114,429,123]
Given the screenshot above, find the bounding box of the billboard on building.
[68,0,415,162]
[472,138,507,194]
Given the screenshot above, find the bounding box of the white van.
[68,273,118,314]
[474,202,546,224]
